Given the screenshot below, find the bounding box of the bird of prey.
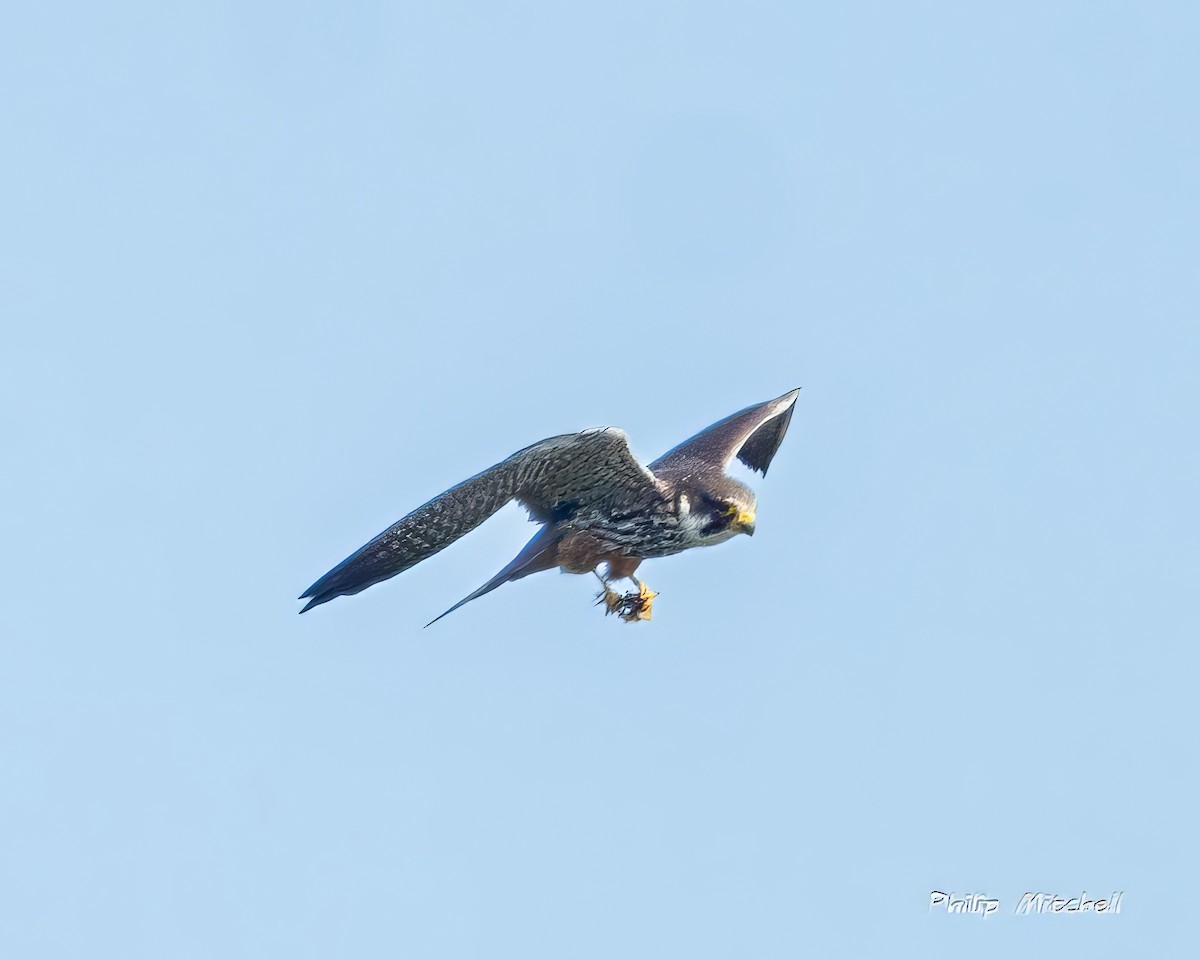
[299,388,800,624]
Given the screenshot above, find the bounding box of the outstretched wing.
[649,388,800,479]
[299,428,663,612]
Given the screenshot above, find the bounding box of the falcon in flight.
[299,388,800,624]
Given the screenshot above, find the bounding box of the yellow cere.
[727,504,756,527]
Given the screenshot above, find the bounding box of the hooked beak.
[735,506,756,536]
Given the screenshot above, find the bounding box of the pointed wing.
[649,388,800,479]
[299,428,663,612]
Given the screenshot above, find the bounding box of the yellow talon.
[596,585,624,615]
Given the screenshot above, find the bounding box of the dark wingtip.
[735,396,797,476]
[423,594,472,628]
[298,593,331,614]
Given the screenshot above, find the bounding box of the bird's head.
[677,474,757,544]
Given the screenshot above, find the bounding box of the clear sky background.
[3,2,1197,957]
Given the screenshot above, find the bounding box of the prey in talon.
[594,571,657,623]
[299,389,801,625]
[618,581,658,623]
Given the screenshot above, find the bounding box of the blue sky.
[3,2,1197,957]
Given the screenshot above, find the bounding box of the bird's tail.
[425,526,563,627]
